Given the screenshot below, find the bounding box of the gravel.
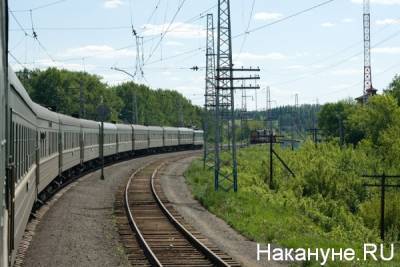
[24,152,189,267]
[159,156,289,267]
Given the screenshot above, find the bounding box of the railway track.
[115,154,240,267]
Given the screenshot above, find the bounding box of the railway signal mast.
[214,0,260,192]
[357,0,377,103]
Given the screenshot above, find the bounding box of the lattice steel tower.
[363,0,377,102]
[215,0,237,192]
[203,13,216,169]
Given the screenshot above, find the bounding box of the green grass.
[185,144,400,267]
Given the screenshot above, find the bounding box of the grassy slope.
[185,144,399,267]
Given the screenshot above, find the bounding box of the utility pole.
[363,173,400,240]
[79,79,85,119]
[266,132,295,189]
[240,85,252,147]
[110,67,138,124]
[214,0,260,192]
[203,13,216,169]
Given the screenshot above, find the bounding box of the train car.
[193,130,204,147]
[163,127,179,147]
[80,119,100,164]
[116,124,133,154]
[33,103,60,194]
[132,124,148,151]
[59,114,81,173]
[250,129,271,144]
[0,1,7,264]
[178,127,194,147]
[103,123,117,157]
[148,126,163,149]
[8,70,38,263]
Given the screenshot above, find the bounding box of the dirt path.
[23,152,193,267]
[160,156,288,267]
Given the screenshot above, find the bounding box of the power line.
[10,0,68,12]
[145,0,162,25]
[235,0,256,60]
[270,28,400,87]
[233,0,338,39]
[145,0,187,64]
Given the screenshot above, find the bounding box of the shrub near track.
[185,142,400,266]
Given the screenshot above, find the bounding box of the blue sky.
[8,0,400,110]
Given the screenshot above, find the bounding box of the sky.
[7,0,400,110]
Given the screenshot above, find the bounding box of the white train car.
[148,126,164,149]
[116,124,133,154]
[178,127,194,146]
[8,71,38,262]
[103,123,117,157]
[194,130,204,147]
[163,127,179,147]
[33,103,60,193]
[132,124,148,151]
[81,119,100,163]
[59,114,81,173]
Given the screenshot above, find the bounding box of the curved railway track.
[116,155,240,267]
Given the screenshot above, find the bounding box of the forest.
[16,68,203,128]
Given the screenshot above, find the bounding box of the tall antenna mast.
[363,0,377,102]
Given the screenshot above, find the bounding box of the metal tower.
[215,0,237,192]
[214,0,260,191]
[362,0,377,102]
[203,13,216,169]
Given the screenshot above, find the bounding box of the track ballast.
[118,154,240,267]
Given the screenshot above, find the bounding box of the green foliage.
[186,144,400,266]
[386,74,400,105]
[17,68,202,127]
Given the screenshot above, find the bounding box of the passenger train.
[0,2,204,265]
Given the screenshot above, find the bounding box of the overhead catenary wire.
[235,0,256,60]
[145,0,187,64]
[233,0,338,40]
[10,0,68,12]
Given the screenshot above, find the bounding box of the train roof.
[147,126,163,131]
[163,126,179,132]
[194,129,204,133]
[115,123,132,130]
[132,124,148,130]
[58,113,81,127]
[178,127,194,133]
[80,118,99,129]
[103,122,118,130]
[9,68,36,113]
[32,102,59,122]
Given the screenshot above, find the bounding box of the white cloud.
[372,47,400,54]
[321,22,335,27]
[376,18,400,25]
[254,12,283,21]
[351,0,400,4]
[341,18,354,23]
[62,45,135,59]
[103,0,123,9]
[141,23,205,39]
[235,52,288,61]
